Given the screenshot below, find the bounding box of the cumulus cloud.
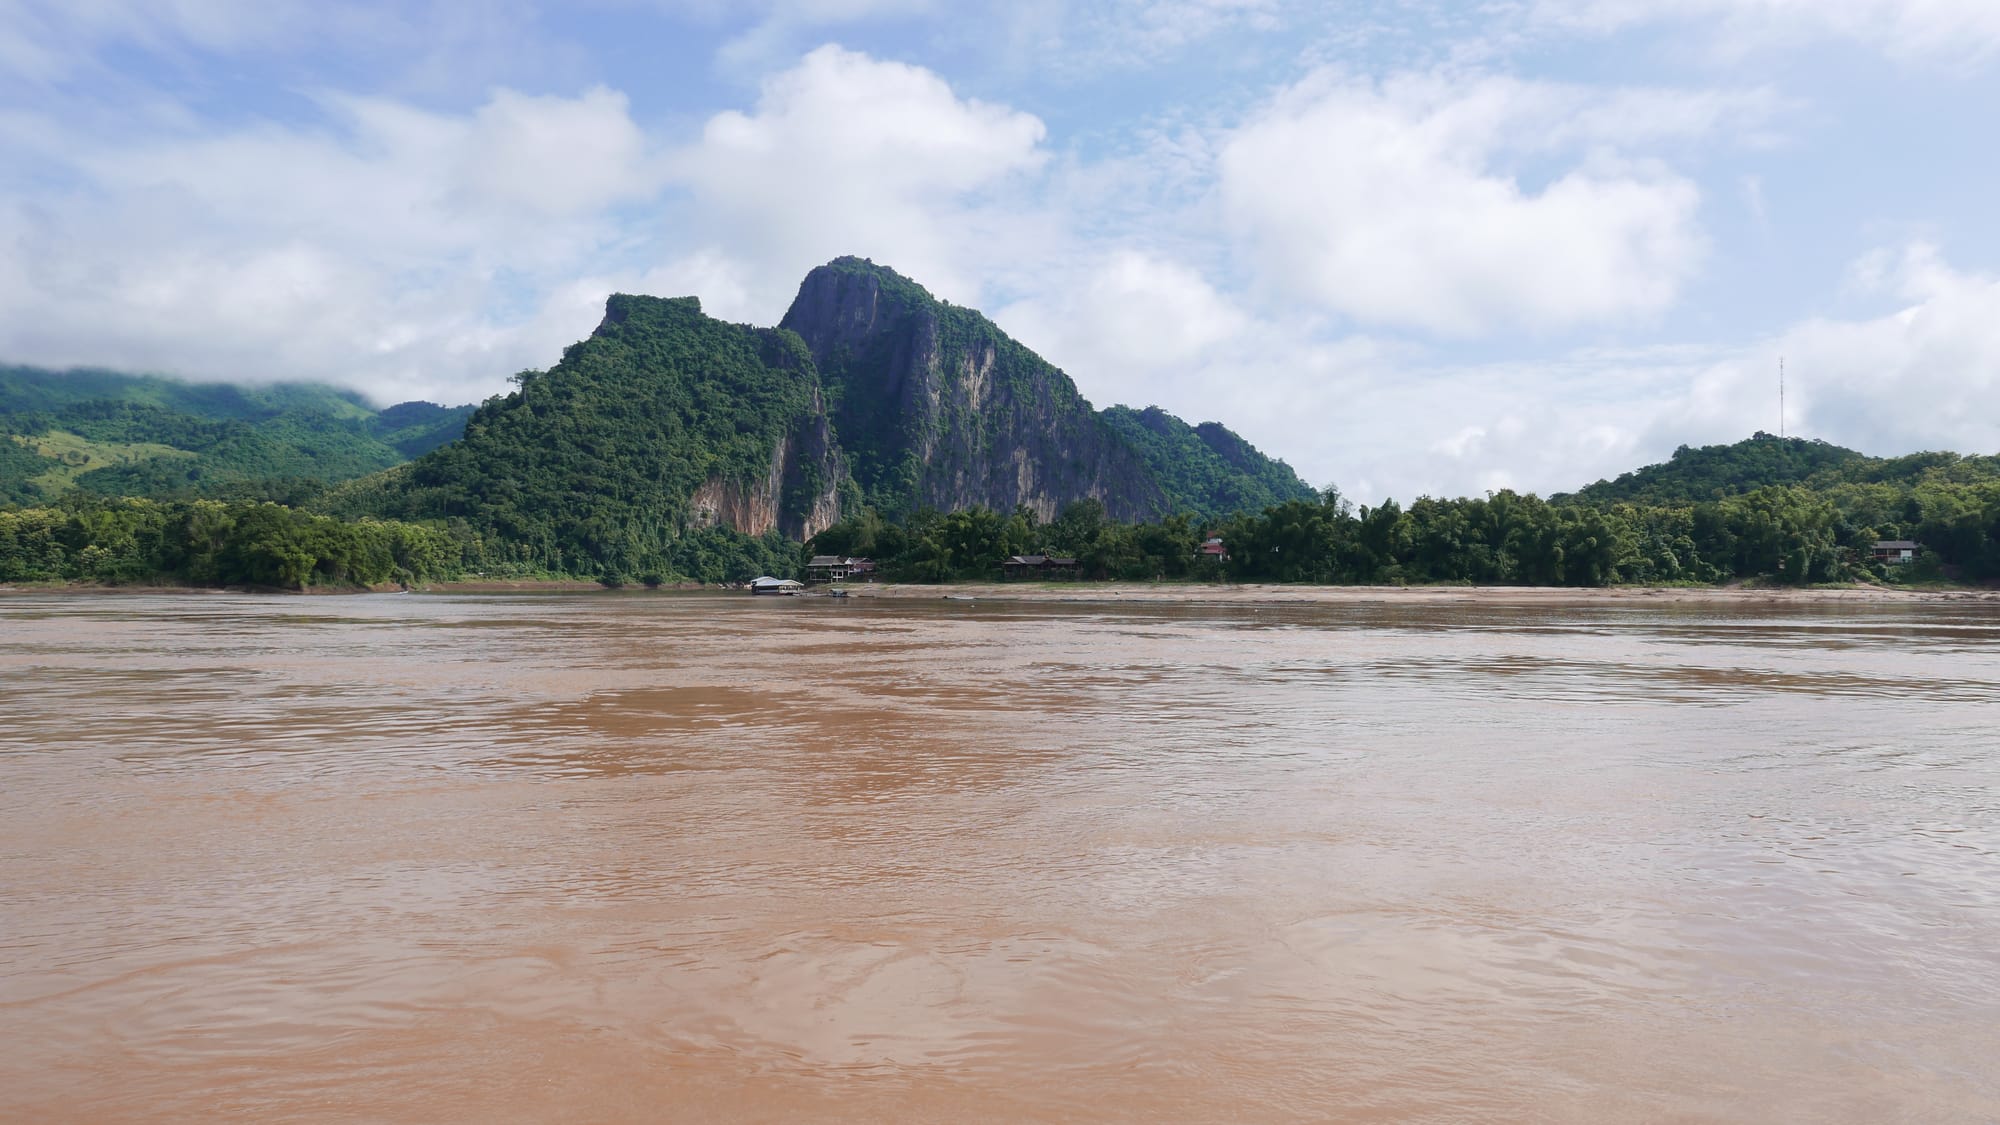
[1312,243,2000,503]
[0,85,665,402]
[993,249,1394,495]
[674,44,1051,317]
[1217,70,1715,336]
[1757,244,2000,455]
[995,250,1247,391]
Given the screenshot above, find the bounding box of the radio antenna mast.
[1779,356,1786,439]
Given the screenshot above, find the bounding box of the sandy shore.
[831,581,2000,606]
[414,578,615,593]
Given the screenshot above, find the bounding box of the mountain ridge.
[0,364,471,505]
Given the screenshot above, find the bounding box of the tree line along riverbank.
[5,471,1999,592]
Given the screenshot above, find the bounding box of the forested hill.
[0,365,471,504]
[1568,433,2000,504]
[328,294,845,578]
[1100,405,1316,516]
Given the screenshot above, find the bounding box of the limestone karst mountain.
[341,258,1310,565]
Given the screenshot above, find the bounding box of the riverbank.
[8,578,1996,604]
[0,577,655,595]
[833,580,2000,606]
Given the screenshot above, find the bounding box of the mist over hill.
[0,365,470,505]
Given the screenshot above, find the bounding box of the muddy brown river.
[2,592,1997,1122]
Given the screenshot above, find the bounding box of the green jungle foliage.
[339,296,823,584]
[808,470,2000,587]
[0,497,463,589]
[809,500,1215,583]
[1100,405,1316,516]
[1568,433,2000,504]
[0,365,472,503]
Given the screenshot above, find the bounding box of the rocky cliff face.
[779,257,1167,522]
[687,402,844,540]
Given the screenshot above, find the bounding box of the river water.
[1,591,1997,1123]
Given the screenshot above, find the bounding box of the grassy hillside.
[0,365,472,503]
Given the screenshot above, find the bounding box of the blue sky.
[4,0,1999,501]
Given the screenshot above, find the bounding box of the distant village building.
[1198,537,1228,562]
[1871,540,1922,565]
[1002,555,1080,580]
[805,555,849,583]
[748,576,803,595]
[804,556,876,584]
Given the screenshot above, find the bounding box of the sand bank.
[831,581,2000,607]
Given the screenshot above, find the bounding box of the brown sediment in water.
[2,591,1997,1123]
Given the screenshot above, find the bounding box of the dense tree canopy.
[1100,405,1316,517]
[804,472,2000,587]
[1567,433,2000,505]
[0,497,463,589]
[332,295,828,585]
[0,365,470,504]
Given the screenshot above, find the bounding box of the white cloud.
[993,249,1396,495]
[995,250,1247,389]
[1533,0,2000,65]
[1764,244,2000,455]
[673,44,1051,318]
[1303,243,2000,503]
[1217,70,1715,336]
[0,85,665,403]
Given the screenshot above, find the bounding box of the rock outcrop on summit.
[781,257,1167,522]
